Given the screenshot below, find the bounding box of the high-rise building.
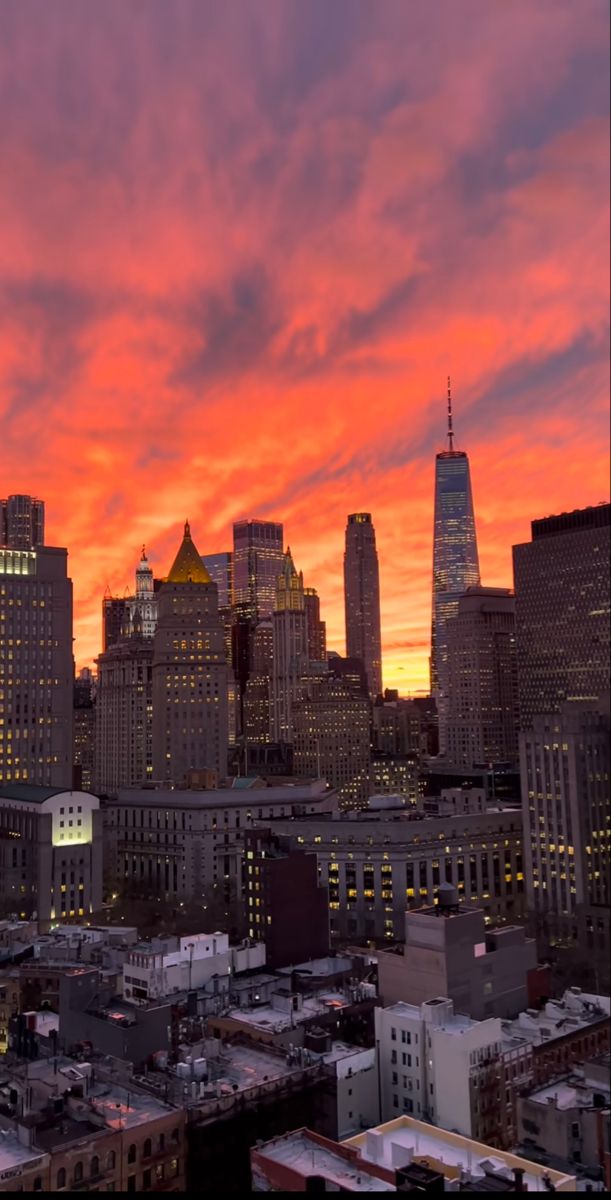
[292,676,371,810]
[0,541,73,787]
[202,551,233,608]
[95,635,154,793]
[73,668,96,792]
[232,519,284,620]
[512,503,610,729]
[445,586,519,768]
[243,620,273,744]
[520,700,610,922]
[243,828,329,967]
[102,549,160,652]
[271,549,308,743]
[430,381,480,752]
[303,586,326,661]
[344,513,383,698]
[1,493,45,548]
[152,521,228,784]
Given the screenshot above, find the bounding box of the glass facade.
[232,520,284,620]
[431,451,480,751]
[202,551,233,608]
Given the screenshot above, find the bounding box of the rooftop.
[0,1130,48,1173]
[0,785,94,804]
[219,990,351,1035]
[34,1116,103,1151]
[254,1130,395,1192]
[112,780,332,810]
[88,1081,178,1130]
[346,1116,575,1192]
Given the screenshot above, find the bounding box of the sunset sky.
[1,0,609,693]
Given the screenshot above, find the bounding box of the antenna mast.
[447,376,454,451]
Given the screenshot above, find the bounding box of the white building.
[323,1043,380,1141]
[375,997,503,1140]
[0,785,103,926]
[122,932,266,1002]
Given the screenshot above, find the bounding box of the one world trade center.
[431,380,480,752]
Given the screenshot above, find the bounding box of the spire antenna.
[447,376,454,451]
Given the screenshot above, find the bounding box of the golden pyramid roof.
[166,521,212,584]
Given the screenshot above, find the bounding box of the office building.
[271,549,308,743]
[344,513,383,698]
[244,828,329,968]
[303,587,326,662]
[0,784,103,926]
[266,805,526,942]
[375,997,503,1140]
[512,503,610,729]
[243,618,274,743]
[520,701,610,922]
[103,780,337,901]
[373,698,426,757]
[202,550,233,608]
[0,493,45,549]
[445,586,519,768]
[292,676,371,810]
[431,381,481,752]
[95,636,154,793]
[73,668,95,792]
[232,519,285,620]
[0,539,73,788]
[152,521,229,784]
[378,887,537,1017]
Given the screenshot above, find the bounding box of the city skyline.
[0,0,609,694]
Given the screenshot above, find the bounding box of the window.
[128,1145,137,1164]
[127,1176,137,1192]
[106,1152,116,1171]
[143,1169,152,1189]
[73,1163,83,1184]
[157,1133,165,1153]
[56,1169,66,1189]
[143,1138,152,1159]
[171,1158,179,1178]
[91,1156,99,1178]
[33,1179,43,1192]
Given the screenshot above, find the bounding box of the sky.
[0,0,609,694]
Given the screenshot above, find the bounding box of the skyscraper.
[232,519,284,620]
[0,536,73,787]
[1,493,45,549]
[152,521,228,784]
[303,586,327,662]
[202,551,233,608]
[292,676,371,811]
[95,635,154,793]
[430,380,480,752]
[445,586,519,768]
[271,548,308,742]
[344,513,383,698]
[512,503,610,729]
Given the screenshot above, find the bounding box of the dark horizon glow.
[0,0,609,692]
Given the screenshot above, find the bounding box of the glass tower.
[232,520,284,620]
[430,381,480,751]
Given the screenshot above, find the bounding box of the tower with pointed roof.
[152,521,228,784]
[430,379,480,754]
[271,549,309,742]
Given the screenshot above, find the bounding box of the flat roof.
[256,1131,394,1192]
[89,1082,177,1130]
[35,1117,102,1151]
[0,1131,48,1172]
[347,1117,575,1191]
[110,783,332,810]
[221,990,350,1034]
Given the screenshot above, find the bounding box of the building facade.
[0,543,73,788]
[232,520,285,620]
[0,785,103,925]
[375,997,504,1142]
[512,503,610,729]
[0,493,45,549]
[445,586,519,768]
[266,805,526,942]
[202,551,233,608]
[292,677,371,810]
[103,780,337,901]
[271,550,309,743]
[344,513,383,698]
[303,587,326,663]
[520,701,610,921]
[152,522,229,784]
[73,669,95,792]
[95,636,153,793]
[431,385,480,752]
[244,828,329,967]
